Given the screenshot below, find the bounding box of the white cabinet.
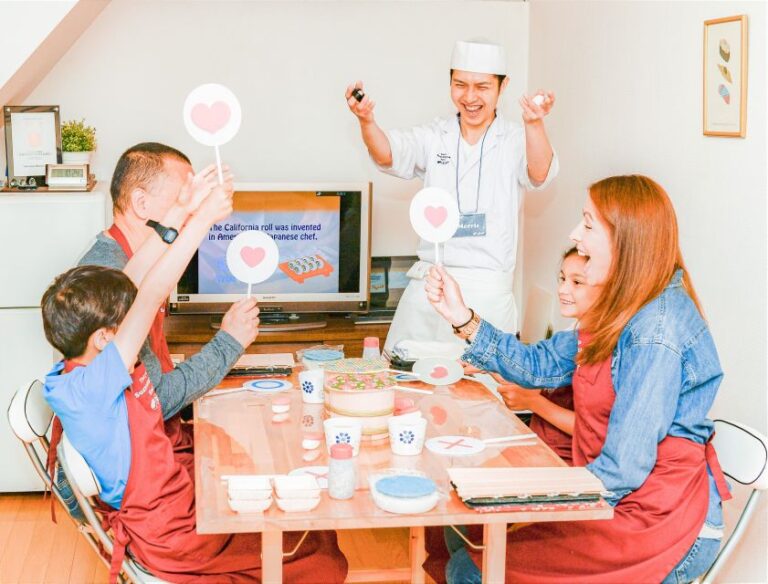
[0,190,107,491]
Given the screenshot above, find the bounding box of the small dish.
[274,475,321,499]
[371,488,439,514]
[228,497,273,513]
[227,475,272,501]
[301,431,323,450]
[276,496,321,512]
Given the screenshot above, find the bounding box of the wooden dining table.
[194,371,613,583]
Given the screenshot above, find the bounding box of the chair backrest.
[519,285,555,344]
[57,433,168,584]
[712,419,768,489]
[60,433,102,498]
[696,419,768,584]
[7,379,52,444]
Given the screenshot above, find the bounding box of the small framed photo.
[3,105,62,182]
[703,15,748,137]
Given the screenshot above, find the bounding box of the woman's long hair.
[578,175,703,364]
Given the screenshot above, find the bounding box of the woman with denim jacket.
[424,175,731,584]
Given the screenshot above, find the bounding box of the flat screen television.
[171,182,371,328]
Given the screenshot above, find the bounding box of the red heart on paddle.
[431,366,449,379]
[240,246,266,268]
[191,101,231,134]
[424,206,447,228]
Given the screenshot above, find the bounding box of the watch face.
[162,228,179,244]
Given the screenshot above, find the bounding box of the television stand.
[209,313,328,332]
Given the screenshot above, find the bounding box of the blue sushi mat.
[375,476,437,499]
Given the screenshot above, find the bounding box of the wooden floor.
[0,493,433,584]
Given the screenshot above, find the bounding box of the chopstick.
[482,433,538,445]
[392,385,433,395]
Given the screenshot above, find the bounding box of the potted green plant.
[61,119,96,164]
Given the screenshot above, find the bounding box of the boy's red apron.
[458,332,731,583]
[65,359,347,583]
[529,386,574,465]
[108,224,194,475]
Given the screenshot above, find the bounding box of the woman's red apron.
[63,359,347,584]
[107,224,194,476]
[462,332,731,583]
[529,386,574,465]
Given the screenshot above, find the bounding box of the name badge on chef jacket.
[454,213,487,238]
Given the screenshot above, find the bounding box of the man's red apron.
[529,386,574,465]
[62,359,347,584]
[107,224,194,475]
[461,332,731,583]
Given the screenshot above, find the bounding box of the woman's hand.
[424,265,472,326]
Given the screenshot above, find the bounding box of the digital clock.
[45,163,89,191]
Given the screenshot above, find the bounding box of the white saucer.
[288,466,329,489]
[243,379,293,392]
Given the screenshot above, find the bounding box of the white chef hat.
[450,39,507,75]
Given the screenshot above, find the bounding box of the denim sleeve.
[143,330,244,420]
[586,342,681,504]
[461,320,577,388]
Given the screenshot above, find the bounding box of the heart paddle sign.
[226,231,279,298]
[409,187,459,265]
[412,357,463,386]
[183,83,242,183]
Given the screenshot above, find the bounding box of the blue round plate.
[375,476,437,499]
[243,379,293,392]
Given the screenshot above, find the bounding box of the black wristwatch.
[146,220,179,244]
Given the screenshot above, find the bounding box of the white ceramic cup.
[299,369,325,404]
[323,417,363,456]
[388,416,428,456]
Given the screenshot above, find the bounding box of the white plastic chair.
[57,432,170,584]
[694,419,768,584]
[6,380,105,557]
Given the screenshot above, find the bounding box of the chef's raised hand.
[424,265,472,327]
[520,90,555,124]
[345,81,376,124]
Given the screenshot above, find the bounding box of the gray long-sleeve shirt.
[78,232,243,419]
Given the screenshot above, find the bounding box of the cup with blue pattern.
[299,368,325,404]
[388,416,427,456]
[323,416,362,456]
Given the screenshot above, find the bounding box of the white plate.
[274,475,321,499]
[371,488,439,514]
[425,435,486,456]
[289,466,329,489]
[243,379,293,392]
[226,475,273,500]
[228,497,273,513]
[276,496,321,512]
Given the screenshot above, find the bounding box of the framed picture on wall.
[703,15,748,137]
[3,105,62,182]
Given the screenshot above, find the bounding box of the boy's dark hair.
[110,142,191,214]
[41,265,137,359]
[450,69,507,87]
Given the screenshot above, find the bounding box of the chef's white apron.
[384,261,517,353]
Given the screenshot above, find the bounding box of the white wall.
[527,1,767,582]
[26,0,529,259]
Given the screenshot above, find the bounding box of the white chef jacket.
[376,114,559,352]
[378,114,559,272]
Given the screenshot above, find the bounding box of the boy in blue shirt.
[41,173,347,583]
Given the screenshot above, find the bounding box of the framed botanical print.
[703,15,748,137]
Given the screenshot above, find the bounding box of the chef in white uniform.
[345,39,558,352]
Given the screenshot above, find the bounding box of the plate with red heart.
[226,231,280,294]
[411,357,464,386]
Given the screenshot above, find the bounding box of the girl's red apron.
[64,359,347,584]
[462,332,731,583]
[529,386,574,465]
[107,224,195,477]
